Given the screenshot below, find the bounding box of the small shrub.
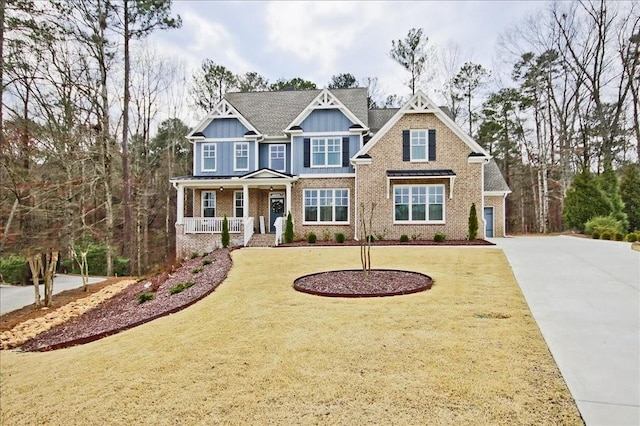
[585,215,624,236]
[592,232,601,239]
[366,235,375,243]
[191,267,204,274]
[335,233,345,243]
[0,255,28,284]
[374,229,388,241]
[202,259,213,266]
[135,276,147,283]
[201,252,209,258]
[322,229,331,241]
[169,281,195,295]
[601,231,612,240]
[626,233,638,242]
[410,233,421,241]
[400,234,409,243]
[614,232,624,241]
[307,232,317,243]
[434,233,446,243]
[190,252,199,259]
[138,291,154,304]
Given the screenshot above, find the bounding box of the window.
[202,191,216,217]
[394,185,444,222]
[269,144,286,172]
[311,137,341,167]
[202,143,216,171]
[234,142,249,171]
[304,189,349,223]
[411,130,427,161]
[234,191,244,218]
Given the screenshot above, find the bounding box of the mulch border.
[293,269,433,298]
[278,239,495,248]
[25,251,235,352]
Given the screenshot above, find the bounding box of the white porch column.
[176,184,185,225]
[285,182,292,215]
[243,184,249,218]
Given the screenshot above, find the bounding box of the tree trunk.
[0,198,19,255]
[43,250,58,307]
[27,254,42,308]
[121,0,132,259]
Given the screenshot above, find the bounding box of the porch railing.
[183,217,243,234]
[243,217,254,246]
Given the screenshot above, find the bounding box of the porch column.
[243,184,249,218]
[176,184,184,225]
[285,182,292,215]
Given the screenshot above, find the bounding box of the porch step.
[247,233,276,248]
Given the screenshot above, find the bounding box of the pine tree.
[598,166,629,232]
[284,212,294,243]
[221,215,230,248]
[563,169,611,231]
[620,165,640,231]
[468,203,479,240]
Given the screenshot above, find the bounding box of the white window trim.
[393,184,445,224]
[302,188,350,225]
[269,144,286,172]
[234,190,244,218]
[201,191,217,216]
[310,137,342,168]
[410,129,429,163]
[201,143,217,172]
[234,142,249,171]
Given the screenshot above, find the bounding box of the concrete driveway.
[0,275,106,315]
[495,236,639,426]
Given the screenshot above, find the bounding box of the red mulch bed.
[279,239,494,247]
[19,249,232,352]
[294,269,433,297]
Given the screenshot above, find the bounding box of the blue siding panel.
[202,118,248,139]
[300,109,353,132]
[194,141,256,176]
[292,135,358,175]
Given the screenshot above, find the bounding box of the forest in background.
[1,0,639,277]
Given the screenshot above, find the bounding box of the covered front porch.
[170,169,297,257]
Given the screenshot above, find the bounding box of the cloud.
[264,1,389,79]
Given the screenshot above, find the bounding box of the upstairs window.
[311,137,341,167]
[202,191,216,217]
[411,130,427,161]
[269,144,286,172]
[202,143,216,171]
[394,185,444,223]
[234,142,249,171]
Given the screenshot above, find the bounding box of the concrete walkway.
[0,275,106,316]
[495,236,639,426]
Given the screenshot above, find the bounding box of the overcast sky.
[148,0,545,105]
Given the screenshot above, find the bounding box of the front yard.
[0,247,581,425]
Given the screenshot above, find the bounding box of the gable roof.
[224,88,369,136]
[187,99,259,139]
[484,159,511,193]
[285,88,368,132]
[355,91,490,158]
[368,108,399,133]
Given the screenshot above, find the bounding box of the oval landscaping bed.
[293,269,433,297]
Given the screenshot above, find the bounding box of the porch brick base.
[175,224,243,259]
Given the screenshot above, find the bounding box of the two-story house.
[170,88,510,257]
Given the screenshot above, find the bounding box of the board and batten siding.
[201,118,248,139]
[194,141,256,176]
[291,134,359,175]
[300,109,353,132]
[258,142,292,173]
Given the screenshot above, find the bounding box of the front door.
[484,207,494,238]
[269,196,285,232]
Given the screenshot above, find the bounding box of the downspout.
[481,158,489,239]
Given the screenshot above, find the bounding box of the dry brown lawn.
[0,247,582,425]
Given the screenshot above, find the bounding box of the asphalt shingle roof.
[484,159,510,192]
[224,88,369,136]
[368,108,399,133]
